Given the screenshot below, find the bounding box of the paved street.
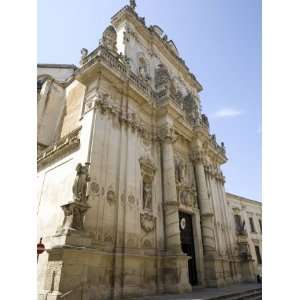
[128,283,262,300]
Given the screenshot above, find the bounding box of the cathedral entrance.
[179,211,198,285]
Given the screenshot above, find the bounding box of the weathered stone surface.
[37,2,261,300]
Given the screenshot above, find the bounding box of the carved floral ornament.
[204,164,225,183]
[177,185,197,208]
[189,149,206,164]
[107,189,116,205]
[140,212,156,233]
[158,125,177,144]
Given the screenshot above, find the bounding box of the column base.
[162,254,192,294]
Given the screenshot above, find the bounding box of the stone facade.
[37,2,261,299]
[226,193,262,278]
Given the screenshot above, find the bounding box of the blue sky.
[38,0,261,201]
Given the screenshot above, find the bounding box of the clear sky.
[38,0,261,201]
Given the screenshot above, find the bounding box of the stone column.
[159,125,182,254]
[191,148,219,287]
[158,124,191,294]
[191,150,216,256]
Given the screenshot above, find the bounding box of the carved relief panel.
[174,154,198,210]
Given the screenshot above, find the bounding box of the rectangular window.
[255,245,262,264]
[249,217,256,233]
[259,219,262,232]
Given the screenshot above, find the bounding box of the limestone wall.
[37,79,65,147]
[38,64,76,82]
[226,193,262,276]
[60,81,85,137]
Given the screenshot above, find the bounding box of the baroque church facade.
[37,2,262,299]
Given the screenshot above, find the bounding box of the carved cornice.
[37,127,81,170]
[92,92,155,143]
[203,164,226,183]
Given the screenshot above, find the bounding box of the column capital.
[190,149,205,164]
[158,124,177,144]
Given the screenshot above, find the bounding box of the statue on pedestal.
[72,162,90,203]
[58,163,91,233]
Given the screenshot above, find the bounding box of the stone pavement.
[128,283,262,300]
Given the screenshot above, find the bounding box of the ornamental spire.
[130,0,136,10]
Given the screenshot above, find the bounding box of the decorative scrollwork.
[140,213,156,233]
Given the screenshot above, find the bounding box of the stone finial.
[130,0,136,10]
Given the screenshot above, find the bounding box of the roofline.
[37,63,78,70]
[226,192,262,206]
[111,5,203,92]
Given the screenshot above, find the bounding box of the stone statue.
[139,64,147,79]
[143,182,152,210]
[130,0,136,10]
[81,48,88,59]
[201,113,210,128]
[175,160,185,183]
[80,48,88,65]
[72,163,90,203]
[101,25,117,52]
[221,142,226,152]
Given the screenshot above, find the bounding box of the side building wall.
[226,193,262,277]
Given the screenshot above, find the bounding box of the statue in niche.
[175,160,186,183]
[143,181,152,210]
[72,163,90,203]
[139,64,147,78]
[138,57,150,81]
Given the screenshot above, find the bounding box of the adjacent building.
[37,2,261,299]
